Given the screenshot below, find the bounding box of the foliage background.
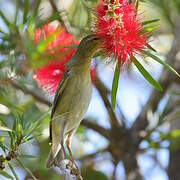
[0,0,180,179]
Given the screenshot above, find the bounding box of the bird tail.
[46,118,65,168]
[46,146,65,168]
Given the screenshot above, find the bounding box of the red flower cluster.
[33,24,79,95]
[94,0,147,65]
[33,24,97,95]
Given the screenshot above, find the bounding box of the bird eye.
[93,37,99,40]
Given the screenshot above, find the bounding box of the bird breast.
[55,68,92,133]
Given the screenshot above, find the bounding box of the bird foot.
[58,159,83,180]
[66,160,83,180]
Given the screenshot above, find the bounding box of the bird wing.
[49,69,70,143]
[50,70,70,119]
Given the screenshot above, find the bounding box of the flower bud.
[114,8,121,15]
[103,5,108,11]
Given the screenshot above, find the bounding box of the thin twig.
[0,136,23,170]
[78,147,109,161]
[94,76,121,129]
[6,78,52,106]
[81,119,111,140]
[49,0,67,28]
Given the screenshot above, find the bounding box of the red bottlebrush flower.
[103,5,109,11]
[33,59,97,95]
[114,8,121,15]
[110,0,115,4]
[33,24,79,95]
[33,61,66,95]
[94,0,147,65]
[33,24,97,95]
[34,24,79,63]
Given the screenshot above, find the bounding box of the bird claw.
[58,159,83,180]
[66,160,82,179]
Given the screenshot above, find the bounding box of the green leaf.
[111,63,121,111]
[143,51,180,78]
[142,19,160,26]
[0,136,4,143]
[82,169,108,180]
[8,163,19,180]
[17,123,22,143]
[146,44,157,52]
[170,130,180,138]
[135,0,139,10]
[18,154,36,159]
[23,0,29,24]
[143,24,158,33]
[160,130,180,140]
[17,159,37,180]
[23,35,35,56]
[0,11,10,27]
[33,0,41,18]
[0,125,12,132]
[0,60,6,69]
[25,134,42,141]
[23,110,49,138]
[37,12,60,27]
[0,142,8,153]
[0,170,13,179]
[169,90,180,96]
[14,0,18,24]
[132,57,163,91]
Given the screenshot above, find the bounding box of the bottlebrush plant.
[31,0,179,109]
[93,0,180,110]
[0,0,179,179]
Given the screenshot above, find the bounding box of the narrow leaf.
[17,123,22,143]
[23,0,29,24]
[111,63,120,111]
[33,0,41,18]
[0,11,10,27]
[142,19,160,26]
[143,51,180,78]
[17,159,37,180]
[14,0,18,24]
[135,0,139,10]
[0,125,12,132]
[132,57,163,91]
[8,163,19,180]
[18,154,36,159]
[0,143,8,153]
[0,170,13,179]
[146,44,157,52]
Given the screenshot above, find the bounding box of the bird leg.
[61,142,66,158]
[66,131,74,164]
[66,130,81,177]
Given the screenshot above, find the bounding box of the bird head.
[75,35,102,60]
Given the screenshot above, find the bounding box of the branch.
[78,147,109,161]
[81,119,111,140]
[49,0,67,28]
[0,136,23,170]
[94,76,121,129]
[132,16,180,144]
[6,78,52,107]
[48,0,75,34]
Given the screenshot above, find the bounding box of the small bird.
[46,35,102,169]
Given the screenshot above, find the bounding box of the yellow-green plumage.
[46,35,101,168]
